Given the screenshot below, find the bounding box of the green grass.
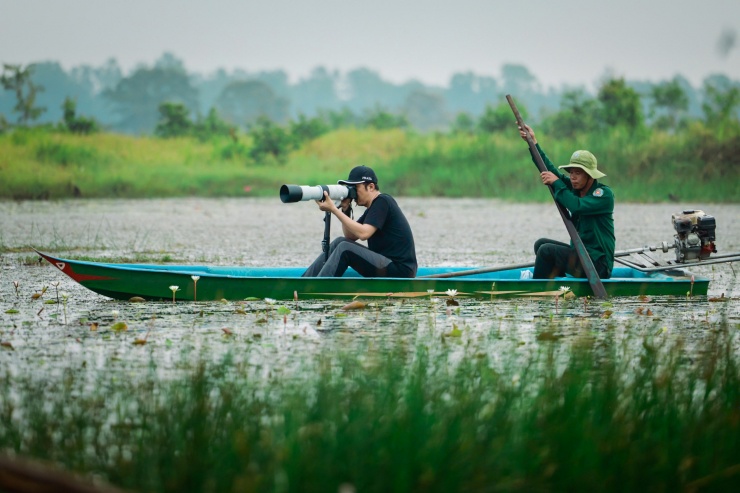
[1,124,738,201]
[1,321,738,492]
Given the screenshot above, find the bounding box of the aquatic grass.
[1,317,738,492]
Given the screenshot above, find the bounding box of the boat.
[35,250,708,301]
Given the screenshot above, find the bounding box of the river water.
[0,198,738,385]
[1,197,738,271]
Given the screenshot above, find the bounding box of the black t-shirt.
[357,194,417,277]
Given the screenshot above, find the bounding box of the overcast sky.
[1,0,738,89]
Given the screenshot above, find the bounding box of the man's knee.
[536,243,558,259]
[330,237,349,248]
[534,238,550,255]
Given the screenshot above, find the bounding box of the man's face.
[355,183,374,206]
[567,168,591,191]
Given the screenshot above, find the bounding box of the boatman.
[302,165,418,278]
[518,124,615,279]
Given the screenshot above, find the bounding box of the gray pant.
[302,237,392,277]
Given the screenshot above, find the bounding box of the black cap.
[338,165,378,185]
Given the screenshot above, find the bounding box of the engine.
[671,210,717,263]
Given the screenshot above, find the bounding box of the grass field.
[1,124,738,202]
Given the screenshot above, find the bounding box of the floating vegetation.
[0,201,738,492]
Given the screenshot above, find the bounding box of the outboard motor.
[671,210,717,263]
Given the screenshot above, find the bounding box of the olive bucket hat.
[558,150,605,179]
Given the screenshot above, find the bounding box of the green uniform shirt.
[534,144,616,277]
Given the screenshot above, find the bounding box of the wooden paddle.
[506,95,608,299]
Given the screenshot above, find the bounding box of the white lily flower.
[559,286,571,292]
[191,275,200,282]
[446,289,458,297]
[264,298,276,305]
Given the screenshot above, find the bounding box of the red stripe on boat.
[50,259,113,282]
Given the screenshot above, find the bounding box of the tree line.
[2,52,739,138]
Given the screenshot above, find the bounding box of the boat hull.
[36,251,708,301]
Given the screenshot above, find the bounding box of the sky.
[1,0,738,90]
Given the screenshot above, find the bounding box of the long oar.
[420,261,535,279]
[508,95,608,298]
[419,245,670,279]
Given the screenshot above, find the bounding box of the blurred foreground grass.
[1,303,738,492]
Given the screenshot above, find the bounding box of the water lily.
[169,285,180,303]
[559,286,571,292]
[264,298,276,305]
[191,275,200,301]
[446,289,458,297]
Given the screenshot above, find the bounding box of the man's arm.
[518,124,570,186]
[551,182,614,215]
[317,192,378,241]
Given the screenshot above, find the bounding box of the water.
[0,198,738,384]
[0,198,738,493]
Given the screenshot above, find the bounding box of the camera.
[280,184,357,203]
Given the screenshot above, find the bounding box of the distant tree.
[289,113,329,145]
[292,67,341,116]
[61,97,98,134]
[66,58,122,124]
[701,78,740,135]
[542,89,599,138]
[154,52,187,72]
[193,107,233,141]
[248,117,293,164]
[500,64,540,97]
[155,102,193,138]
[104,66,199,133]
[319,107,360,130]
[450,112,475,134]
[597,78,644,130]
[402,90,448,131]
[345,68,410,113]
[649,78,689,131]
[0,64,46,124]
[478,101,524,134]
[363,106,408,130]
[215,80,289,128]
[446,72,501,116]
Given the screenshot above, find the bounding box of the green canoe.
[36,251,708,301]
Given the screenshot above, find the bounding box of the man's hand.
[518,123,537,144]
[540,171,558,186]
[316,191,340,213]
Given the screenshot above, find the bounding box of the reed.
[1,323,737,492]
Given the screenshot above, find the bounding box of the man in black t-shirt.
[302,165,417,278]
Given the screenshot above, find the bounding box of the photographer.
[302,165,417,278]
[518,123,615,279]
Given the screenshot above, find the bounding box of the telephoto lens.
[280,184,355,203]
